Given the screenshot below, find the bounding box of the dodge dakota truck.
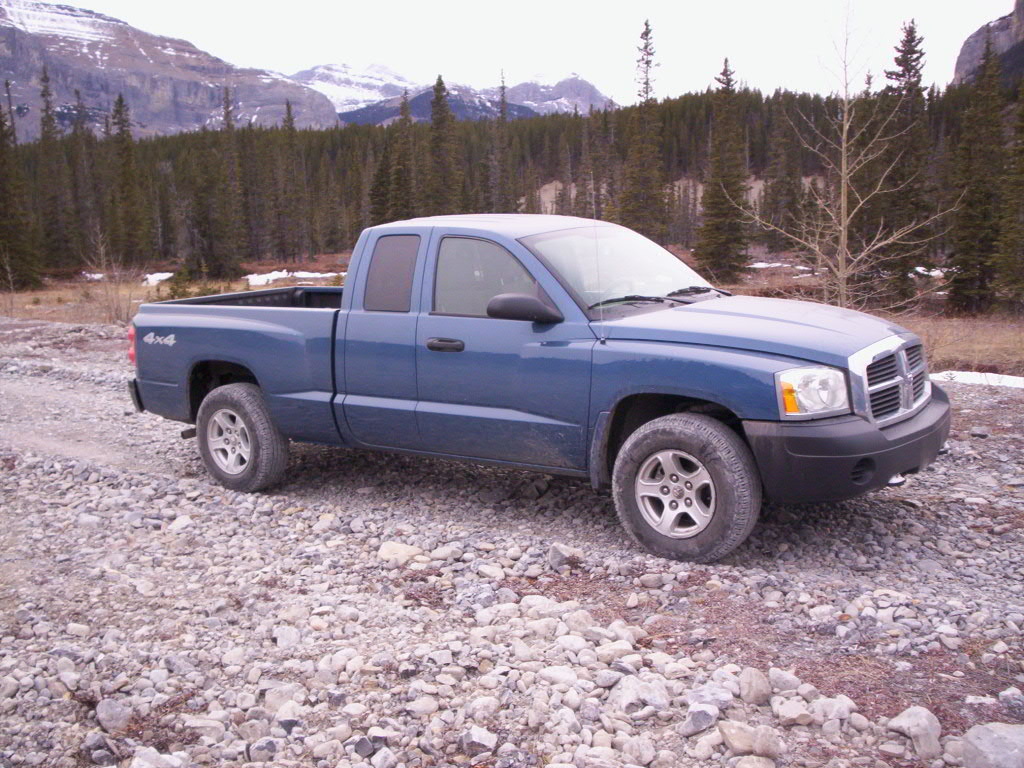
[129,214,950,562]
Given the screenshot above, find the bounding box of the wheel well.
[605,394,743,480]
[188,361,259,421]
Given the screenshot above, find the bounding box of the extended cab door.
[414,234,595,470]
[340,230,426,449]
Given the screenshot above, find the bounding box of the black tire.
[611,413,761,562]
[196,383,289,492]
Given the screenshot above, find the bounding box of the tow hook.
[181,427,197,440]
[887,473,907,488]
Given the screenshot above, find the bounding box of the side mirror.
[486,293,563,324]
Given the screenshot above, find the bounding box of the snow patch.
[142,272,174,286]
[749,262,787,269]
[1,0,122,43]
[244,270,344,287]
[82,272,104,281]
[913,266,945,278]
[931,371,1024,389]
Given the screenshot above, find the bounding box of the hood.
[595,295,912,368]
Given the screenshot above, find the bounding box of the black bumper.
[742,385,950,504]
[128,379,145,413]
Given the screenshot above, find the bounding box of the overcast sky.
[72,0,1012,102]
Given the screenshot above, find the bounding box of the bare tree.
[84,224,141,324]
[740,29,955,310]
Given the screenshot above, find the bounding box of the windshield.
[520,225,711,310]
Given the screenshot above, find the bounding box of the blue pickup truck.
[129,214,950,562]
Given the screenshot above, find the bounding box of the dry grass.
[893,314,1024,376]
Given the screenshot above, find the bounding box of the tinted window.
[434,238,538,317]
[363,235,420,312]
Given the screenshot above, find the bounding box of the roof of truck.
[374,214,614,239]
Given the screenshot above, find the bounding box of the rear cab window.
[363,234,420,312]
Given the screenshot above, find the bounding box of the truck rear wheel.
[196,383,289,492]
[612,413,761,562]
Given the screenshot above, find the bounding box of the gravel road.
[1,317,1023,768]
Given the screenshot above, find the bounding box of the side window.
[433,238,538,317]
[363,235,420,312]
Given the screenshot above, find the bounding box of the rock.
[466,696,500,720]
[167,514,192,532]
[377,540,423,565]
[686,682,734,709]
[461,725,498,757]
[768,667,801,692]
[736,758,776,768]
[607,675,670,713]
[406,695,438,716]
[739,667,771,705]
[888,705,942,759]
[96,698,132,733]
[963,723,1024,768]
[678,703,720,737]
[719,720,756,754]
[183,716,225,741]
[539,665,578,686]
[128,748,176,768]
[67,622,90,637]
[272,625,300,649]
[752,725,784,758]
[622,735,657,764]
[371,747,399,768]
[247,737,281,762]
[547,542,584,569]
[776,699,813,727]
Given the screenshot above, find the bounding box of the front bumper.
[742,384,950,504]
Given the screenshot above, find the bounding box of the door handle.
[426,337,465,352]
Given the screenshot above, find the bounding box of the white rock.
[406,696,438,716]
[962,722,1024,768]
[776,699,813,726]
[768,667,801,691]
[539,666,578,686]
[888,705,942,760]
[607,675,670,714]
[377,541,423,565]
[739,667,771,705]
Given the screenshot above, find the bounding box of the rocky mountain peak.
[953,0,1024,83]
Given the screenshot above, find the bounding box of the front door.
[415,236,594,469]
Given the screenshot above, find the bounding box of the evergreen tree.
[368,134,393,225]
[554,134,573,214]
[880,20,931,300]
[695,59,749,282]
[995,97,1024,303]
[37,66,75,271]
[389,90,416,220]
[109,94,151,266]
[203,88,244,278]
[618,20,668,241]
[0,103,39,289]
[760,102,803,253]
[426,76,462,215]
[948,39,1005,313]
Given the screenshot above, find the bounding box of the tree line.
[0,20,1021,313]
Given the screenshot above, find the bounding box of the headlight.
[776,366,850,419]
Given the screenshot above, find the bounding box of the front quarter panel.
[591,340,798,422]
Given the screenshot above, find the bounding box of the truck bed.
[164,286,343,309]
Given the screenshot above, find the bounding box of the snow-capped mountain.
[0,0,338,141]
[290,63,421,112]
[338,85,539,126]
[494,74,614,115]
[304,64,614,126]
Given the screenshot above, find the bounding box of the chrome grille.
[867,354,899,387]
[851,337,931,426]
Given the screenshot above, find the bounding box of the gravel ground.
[1,317,1023,768]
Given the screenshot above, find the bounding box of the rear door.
[415,234,595,470]
[340,231,425,449]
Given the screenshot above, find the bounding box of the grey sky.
[72,0,1012,102]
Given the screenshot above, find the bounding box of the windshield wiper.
[588,294,692,310]
[666,285,732,297]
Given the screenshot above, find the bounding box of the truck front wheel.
[196,383,289,492]
[612,413,761,562]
